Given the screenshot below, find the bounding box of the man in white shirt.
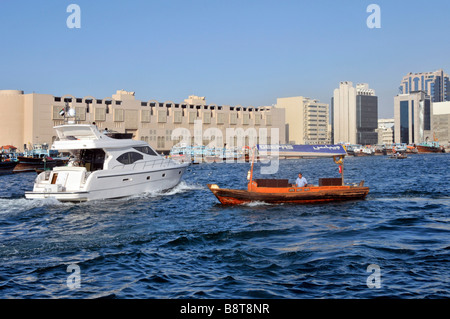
[295,172,308,187]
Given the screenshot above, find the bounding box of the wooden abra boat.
[389,152,407,159]
[207,145,369,205]
[14,156,58,173]
[417,134,445,153]
[208,180,369,205]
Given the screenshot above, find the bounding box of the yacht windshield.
[133,146,158,156]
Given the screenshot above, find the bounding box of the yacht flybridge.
[25,124,189,202]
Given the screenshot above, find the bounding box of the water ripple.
[0,154,449,298]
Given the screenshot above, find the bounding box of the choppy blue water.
[0,154,449,299]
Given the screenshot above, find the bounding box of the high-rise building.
[399,69,450,102]
[356,84,378,145]
[332,82,378,144]
[276,96,330,145]
[394,91,432,144]
[332,82,357,144]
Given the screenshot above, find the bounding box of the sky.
[1,0,450,118]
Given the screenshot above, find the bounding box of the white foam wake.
[127,181,205,200]
[242,201,273,207]
[0,196,70,215]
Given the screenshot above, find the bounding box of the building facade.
[332,82,378,144]
[432,101,450,146]
[356,84,378,145]
[332,82,357,144]
[376,118,394,145]
[394,91,432,144]
[399,69,450,102]
[0,90,286,153]
[276,96,330,145]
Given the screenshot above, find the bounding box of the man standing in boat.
[295,172,308,187]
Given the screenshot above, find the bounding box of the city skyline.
[1,1,450,118]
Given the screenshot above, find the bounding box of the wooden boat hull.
[416,145,441,153]
[353,152,373,157]
[0,161,18,175]
[207,184,369,205]
[13,156,67,173]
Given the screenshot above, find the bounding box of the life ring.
[333,155,344,165]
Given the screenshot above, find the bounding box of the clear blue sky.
[1,0,450,118]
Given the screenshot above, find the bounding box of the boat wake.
[129,181,205,200]
[0,181,204,211]
[0,196,69,215]
[242,201,274,207]
[164,181,205,196]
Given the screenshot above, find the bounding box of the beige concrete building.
[0,89,285,153]
[276,96,330,145]
[376,118,394,145]
[332,82,378,145]
[333,82,357,144]
[432,101,450,146]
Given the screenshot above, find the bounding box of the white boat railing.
[110,157,182,171]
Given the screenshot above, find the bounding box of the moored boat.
[417,134,445,153]
[416,141,441,153]
[207,145,369,205]
[1,145,19,174]
[0,160,18,175]
[13,143,68,173]
[14,156,58,173]
[374,145,387,156]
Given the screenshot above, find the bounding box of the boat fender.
[247,170,251,180]
[339,165,342,174]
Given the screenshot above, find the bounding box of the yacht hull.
[25,164,189,202]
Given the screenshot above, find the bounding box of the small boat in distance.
[207,144,369,205]
[389,152,407,159]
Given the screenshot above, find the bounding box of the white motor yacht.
[25,124,189,202]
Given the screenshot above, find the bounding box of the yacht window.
[133,146,158,156]
[117,152,143,165]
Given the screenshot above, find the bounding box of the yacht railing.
[35,170,52,183]
[110,157,180,171]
